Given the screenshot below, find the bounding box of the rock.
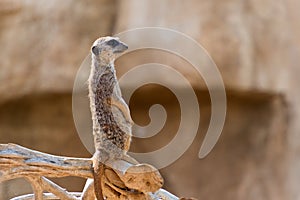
[115,0,294,92]
[129,88,288,200]
[0,0,116,104]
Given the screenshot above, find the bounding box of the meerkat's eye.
[107,39,119,47]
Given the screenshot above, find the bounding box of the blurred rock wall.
[0,0,116,104]
[0,0,299,199]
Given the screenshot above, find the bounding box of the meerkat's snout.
[107,38,128,53]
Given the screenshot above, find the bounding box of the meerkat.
[88,36,133,200]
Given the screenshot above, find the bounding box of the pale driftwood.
[10,193,82,200]
[0,143,180,200]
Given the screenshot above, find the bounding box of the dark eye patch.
[106,39,119,47]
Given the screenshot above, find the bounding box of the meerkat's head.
[91,36,128,65]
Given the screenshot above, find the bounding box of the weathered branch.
[0,143,180,200]
[0,143,92,182]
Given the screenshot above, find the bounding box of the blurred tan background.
[0,0,300,199]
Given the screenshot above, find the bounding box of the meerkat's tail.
[93,162,105,200]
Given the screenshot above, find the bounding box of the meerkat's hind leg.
[119,153,139,165]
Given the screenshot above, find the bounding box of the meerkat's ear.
[92,46,100,55]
